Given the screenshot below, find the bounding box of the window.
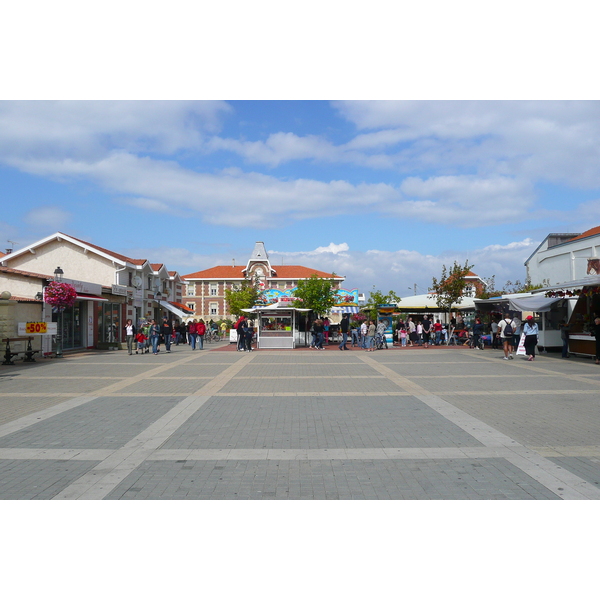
[209,302,218,315]
[187,283,195,296]
[210,283,218,296]
[187,303,196,312]
[128,272,133,287]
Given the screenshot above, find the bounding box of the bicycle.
[374,332,388,350]
[206,330,220,343]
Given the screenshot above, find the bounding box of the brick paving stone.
[104,458,561,500]
[0,396,183,449]
[0,459,99,499]
[1,346,599,500]
[159,395,483,450]
[547,457,600,489]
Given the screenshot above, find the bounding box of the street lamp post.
[54,267,64,358]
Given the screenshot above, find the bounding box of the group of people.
[233,315,255,351]
[124,317,219,355]
[343,318,387,351]
[392,316,446,348]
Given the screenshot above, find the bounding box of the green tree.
[362,288,402,321]
[477,275,549,298]
[430,260,474,314]
[293,274,338,316]
[224,277,261,317]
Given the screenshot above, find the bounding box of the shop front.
[535,276,600,356]
[243,302,310,349]
[46,278,110,352]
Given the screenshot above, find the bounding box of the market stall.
[537,276,600,357]
[242,299,309,349]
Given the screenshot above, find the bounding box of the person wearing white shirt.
[498,313,517,360]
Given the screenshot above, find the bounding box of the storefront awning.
[159,300,193,319]
[330,306,360,313]
[76,294,108,302]
[507,295,563,313]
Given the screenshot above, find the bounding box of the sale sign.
[18,322,58,335]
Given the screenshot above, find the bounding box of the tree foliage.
[477,275,549,299]
[224,277,262,317]
[430,260,474,314]
[292,274,338,316]
[362,288,402,321]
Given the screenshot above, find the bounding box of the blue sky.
[1,99,599,295]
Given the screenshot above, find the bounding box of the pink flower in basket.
[44,281,78,309]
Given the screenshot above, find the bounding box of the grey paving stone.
[0,459,99,499]
[547,456,600,489]
[104,458,561,500]
[160,395,483,450]
[0,396,183,449]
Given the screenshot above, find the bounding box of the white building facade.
[525,227,600,285]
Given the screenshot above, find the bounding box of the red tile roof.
[272,266,342,279]
[567,226,600,243]
[0,265,50,280]
[61,233,147,265]
[183,266,246,279]
[182,265,341,280]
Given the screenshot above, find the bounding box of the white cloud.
[0,101,231,160]
[333,100,600,187]
[23,206,72,230]
[266,239,538,296]
[395,175,535,226]
[314,243,349,254]
[6,153,398,228]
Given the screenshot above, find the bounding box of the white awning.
[507,296,563,313]
[330,306,360,313]
[159,300,190,319]
[76,294,108,302]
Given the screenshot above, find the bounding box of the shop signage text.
[18,322,58,335]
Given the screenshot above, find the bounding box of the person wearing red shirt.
[197,319,207,350]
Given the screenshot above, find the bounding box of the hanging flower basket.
[44,281,78,310]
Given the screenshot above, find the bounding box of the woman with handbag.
[523,315,539,361]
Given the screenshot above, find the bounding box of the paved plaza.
[1,342,600,500]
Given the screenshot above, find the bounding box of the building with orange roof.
[525,227,600,285]
[1,232,188,352]
[182,241,349,320]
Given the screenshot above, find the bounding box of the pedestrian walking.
[149,319,161,355]
[472,317,483,350]
[365,320,375,351]
[360,321,368,348]
[135,329,148,354]
[197,319,206,350]
[235,315,247,351]
[124,319,136,355]
[161,317,173,353]
[244,319,255,351]
[498,313,517,360]
[490,319,499,349]
[338,314,350,350]
[422,316,431,348]
[523,315,539,361]
[313,319,324,350]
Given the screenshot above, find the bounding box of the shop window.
[98,302,122,343]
